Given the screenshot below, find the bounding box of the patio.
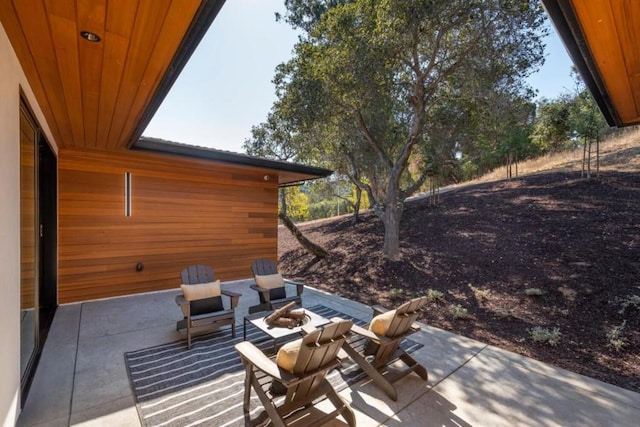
[18,280,640,427]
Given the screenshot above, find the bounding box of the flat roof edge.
[132,137,333,179]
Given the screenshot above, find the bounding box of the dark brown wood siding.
[58,148,278,303]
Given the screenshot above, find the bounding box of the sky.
[143,0,577,154]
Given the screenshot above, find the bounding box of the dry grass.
[462,126,640,186]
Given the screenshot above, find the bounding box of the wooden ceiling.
[0,0,225,150]
[543,0,640,127]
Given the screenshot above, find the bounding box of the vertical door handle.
[40,224,43,238]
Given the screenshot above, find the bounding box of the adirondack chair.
[341,296,429,401]
[175,265,241,349]
[235,319,356,427]
[248,259,304,314]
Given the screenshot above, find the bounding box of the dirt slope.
[278,170,640,392]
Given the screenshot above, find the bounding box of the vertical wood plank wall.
[58,148,279,303]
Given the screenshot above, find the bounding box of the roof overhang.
[0,0,226,149]
[133,137,333,186]
[542,0,640,127]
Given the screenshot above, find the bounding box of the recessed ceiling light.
[80,31,101,42]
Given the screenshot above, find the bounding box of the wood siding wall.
[58,148,279,303]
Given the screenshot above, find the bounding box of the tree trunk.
[382,200,402,259]
[352,185,362,223]
[596,136,600,177]
[587,139,592,179]
[279,212,328,258]
[279,188,327,258]
[582,138,587,179]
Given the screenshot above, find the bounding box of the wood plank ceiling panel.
[46,1,84,147]
[571,0,639,123]
[12,0,75,145]
[77,0,106,148]
[96,0,138,148]
[0,2,63,146]
[609,0,640,119]
[117,0,201,148]
[105,0,170,148]
[1,0,208,149]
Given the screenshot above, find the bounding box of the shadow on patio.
[18,280,640,427]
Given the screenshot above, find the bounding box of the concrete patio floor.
[17,279,640,427]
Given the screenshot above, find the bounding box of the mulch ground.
[278,171,640,393]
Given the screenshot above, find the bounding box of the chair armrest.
[371,304,390,316]
[175,294,189,307]
[221,289,241,309]
[175,294,190,318]
[235,341,282,379]
[250,284,272,302]
[301,322,316,336]
[349,323,392,344]
[284,279,304,296]
[235,341,296,384]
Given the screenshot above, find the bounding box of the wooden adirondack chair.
[235,319,356,427]
[175,265,241,349]
[248,259,304,314]
[342,296,429,401]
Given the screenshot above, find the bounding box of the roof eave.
[126,0,228,148]
[541,0,621,127]
[132,137,333,185]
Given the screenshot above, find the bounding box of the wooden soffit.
[0,0,225,149]
[543,0,640,127]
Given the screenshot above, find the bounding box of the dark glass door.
[19,100,58,406]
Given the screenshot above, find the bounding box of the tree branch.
[355,109,393,168]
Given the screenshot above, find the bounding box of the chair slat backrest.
[182,265,216,284]
[293,320,353,375]
[287,319,353,404]
[386,296,428,338]
[180,265,223,314]
[251,259,286,302]
[251,259,278,276]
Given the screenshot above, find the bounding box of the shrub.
[388,288,404,301]
[529,327,561,346]
[426,289,445,303]
[449,304,472,320]
[606,320,628,352]
[616,295,640,315]
[469,284,490,300]
[525,288,545,296]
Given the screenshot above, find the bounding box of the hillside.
[278,132,640,392]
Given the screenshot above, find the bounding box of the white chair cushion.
[180,280,221,301]
[276,338,303,373]
[369,309,396,336]
[255,273,285,289]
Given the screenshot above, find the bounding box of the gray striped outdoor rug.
[124,305,423,427]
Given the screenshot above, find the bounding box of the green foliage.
[426,289,445,303]
[606,321,628,352]
[449,304,472,320]
[614,294,640,315]
[274,0,548,257]
[524,288,545,296]
[469,284,491,300]
[388,288,405,301]
[568,67,608,143]
[281,187,310,222]
[529,327,561,346]
[531,97,572,152]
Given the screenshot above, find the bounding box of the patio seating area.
[18,279,640,427]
